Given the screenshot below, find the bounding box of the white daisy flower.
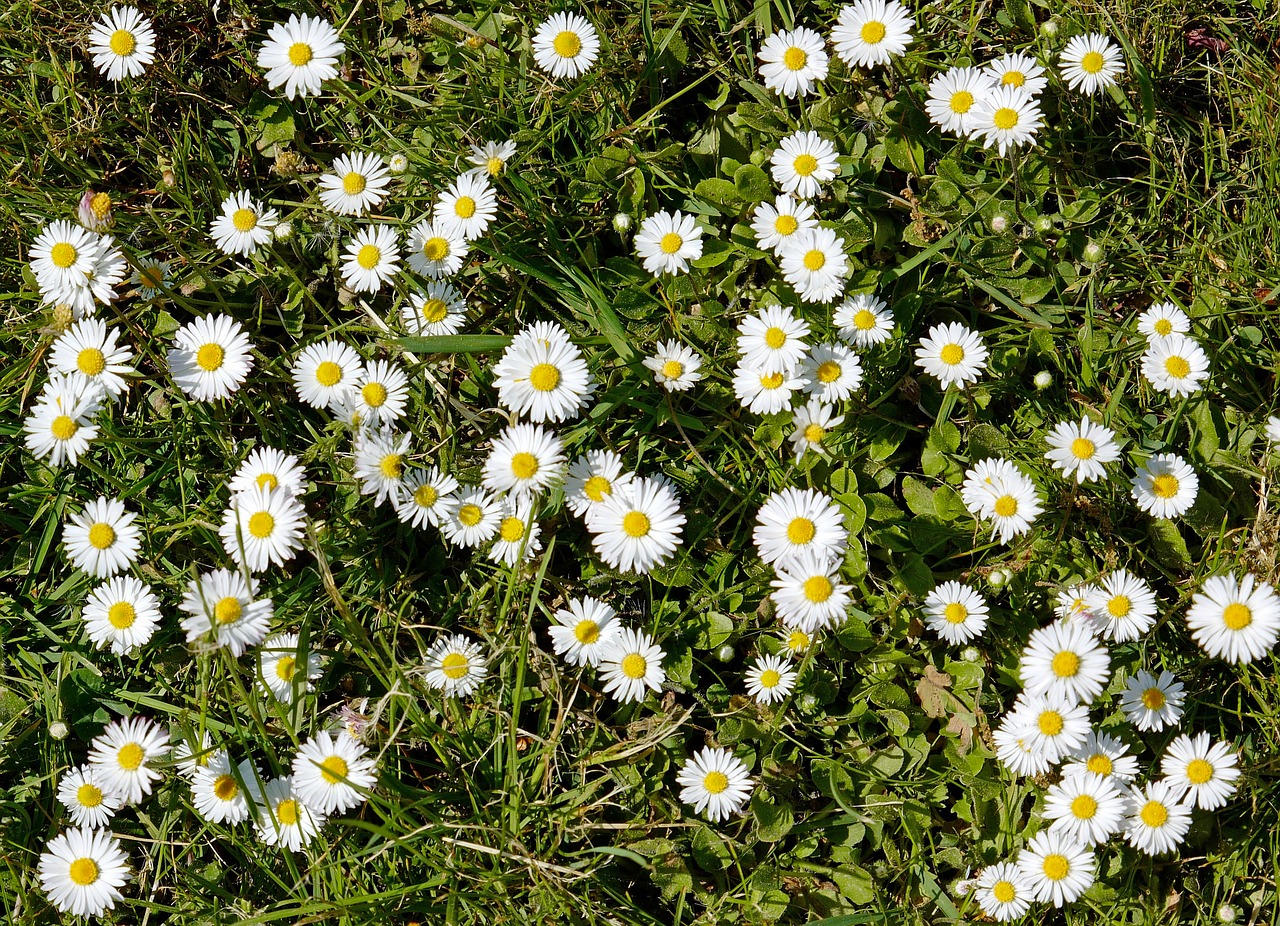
[405,217,469,279]
[732,362,809,415]
[675,746,754,823]
[1119,668,1184,732]
[959,457,1019,515]
[49,317,135,398]
[318,151,391,216]
[209,190,278,257]
[745,653,797,704]
[492,325,595,423]
[993,718,1055,778]
[779,227,848,303]
[291,340,363,410]
[587,475,686,574]
[482,422,566,498]
[488,499,544,567]
[1055,582,1100,626]
[130,257,170,298]
[1044,416,1121,483]
[984,51,1048,96]
[56,765,124,829]
[770,548,851,632]
[1016,694,1091,764]
[800,342,863,404]
[82,576,160,655]
[349,359,410,427]
[750,194,818,254]
[779,627,815,656]
[88,6,156,81]
[168,313,255,401]
[789,398,844,462]
[834,292,894,348]
[439,488,502,548]
[634,210,703,276]
[1062,730,1140,784]
[925,66,993,136]
[466,139,517,178]
[63,496,140,579]
[30,219,101,293]
[341,225,401,293]
[1131,453,1199,519]
[564,450,635,519]
[736,308,806,377]
[257,14,345,99]
[179,568,273,657]
[37,827,131,918]
[643,339,704,392]
[255,776,327,851]
[770,130,839,200]
[435,172,499,241]
[218,484,306,572]
[1017,829,1096,908]
[353,427,413,507]
[423,633,488,696]
[1185,571,1280,664]
[393,467,460,529]
[922,581,989,645]
[87,715,169,804]
[37,233,125,317]
[1161,732,1241,810]
[1123,779,1193,855]
[403,281,467,336]
[753,487,847,569]
[1059,33,1124,95]
[548,595,621,667]
[962,465,1043,545]
[830,0,914,69]
[1141,333,1209,396]
[23,373,103,468]
[257,633,323,703]
[1137,302,1190,341]
[1043,773,1126,847]
[191,752,258,825]
[293,730,378,814]
[974,862,1033,922]
[228,446,308,497]
[914,322,988,389]
[1020,619,1111,705]
[758,27,829,98]
[969,85,1043,155]
[1085,569,1158,643]
[599,627,666,703]
[531,11,600,79]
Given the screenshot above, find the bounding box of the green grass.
[3,0,1280,923]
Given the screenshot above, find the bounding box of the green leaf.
[901,476,935,517]
[690,238,733,269]
[1147,519,1192,572]
[733,163,773,202]
[693,177,742,208]
[751,792,795,842]
[394,335,512,354]
[690,826,732,871]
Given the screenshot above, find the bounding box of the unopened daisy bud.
[612,212,632,234]
[274,220,294,241]
[388,153,409,174]
[987,567,1011,589]
[79,190,114,231]
[960,646,981,662]
[1035,215,1054,234]
[1082,241,1105,264]
[798,692,819,712]
[715,644,735,662]
[1218,904,1238,924]
[1040,19,1059,38]
[49,303,76,333]
[1034,370,1054,390]
[49,720,70,740]
[989,213,1009,233]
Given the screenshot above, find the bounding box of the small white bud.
[987,568,1011,589]
[49,720,70,740]
[1082,241,1105,264]
[960,646,981,662]
[1040,19,1059,38]
[612,212,632,233]
[1034,215,1054,234]
[989,213,1009,234]
[715,644,735,662]
[388,153,409,174]
[273,220,294,241]
[798,692,820,711]
[1033,370,1053,390]
[1218,904,1238,924]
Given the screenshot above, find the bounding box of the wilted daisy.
[1059,33,1124,95]
[492,325,595,423]
[405,217,469,279]
[350,359,410,427]
[256,776,327,851]
[1062,730,1140,784]
[1141,333,1209,396]
[1085,569,1158,643]
[1131,453,1199,519]
[1021,620,1111,705]
[394,467,460,529]
[770,130,839,199]
[984,51,1048,96]
[87,6,155,81]
[467,139,517,178]
[436,172,498,241]
[1185,571,1280,663]
[293,730,378,814]
[737,305,810,375]
[228,446,308,497]
[643,339,704,392]
[830,0,914,70]
[257,13,345,99]
[779,227,848,303]
[750,194,817,253]
[64,496,140,579]
[440,488,503,548]
[599,627,667,703]
[969,85,1043,155]
[341,225,401,293]
[1017,829,1096,907]
[588,476,686,574]
[531,11,600,79]
[1137,302,1191,341]
[731,362,809,415]
[789,399,844,462]
[1123,780,1193,855]
[23,373,103,468]
[403,281,467,336]
[771,549,851,633]
[191,752,258,825]
[758,27,829,97]
[482,423,566,498]
[1162,732,1241,810]
[1044,416,1121,483]
[49,317,135,398]
[799,342,863,404]
[82,576,161,655]
[168,314,254,401]
[353,428,413,507]
[179,568,273,657]
[488,499,543,567]
[88,715,169,804]
[209,190,278,257]
[675,747,754,823]
[219,484,306,572]
[834,292,894,348]
[745,653,798,705]
[258,633,323,703]
[1044,773,1126,847]
[634,210,704,276]
[753,487,847,569]
[923,581,989,645]
[57,766,124,829]
[292,340,363,410]
[974,862,1033,922]
[1119,668,1184,732]
[423,633,488,697]
[564,450,635,519]
[548,596,620,667]
[38,827,130,918]
[318,151,391,216]
[925,66,993,135]
[914,322,988,389]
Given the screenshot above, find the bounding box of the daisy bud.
[1033,370,1054,390]
[715,644,735,662]
[612,212,632,234]
[798,692,820,712]
[274,220,294,241]
[388,152,409,174]
[49,303,75,333]
[1040,19,1060,38]
[989,213,1009,234]
[1218,904,1238,924]
[987,567,1011,589]
[960,646,981,662]
[1034,215,1055,234]
[1083,241,1105,264]
[49,720,70,740]
[79,190,114,231]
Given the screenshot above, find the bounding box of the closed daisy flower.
[737,304,811,375]
[1131,453,1199,519]
[750,194,818,253]
[179,568,273,657]
[564,450,635,519]
[351,359,410,427]
[291,340,363,410]
[492,325,595,423]
[1141,332,1209,396]
[38,827,131,918]
[82,576,160,655]
[24,373,104,468]
[1085,569,1158,643]
[404,281,467,336]
[49,317,135,398]
[440,487,502,548]
[532,11,600,79]
[1062,730,1140,784]
[548,595,620,667]
[1185,571,1280,664]
[256,776,327,851]
[218,484,306,572]
[435,172,498,241]
[984,51,1048,96]
[488,499,544,567]
[318,151,391,216]
[210,190,278,257]
[1137,302,1190,341]
[771,549,852,633]
[64,496,141,579]
[168,313,255,401]
[87,715,169,804]
[228,446,308,497]
[1059,33,1124,95]
[789,399,844,462]
[634,210,703,276]
[1119,668,1184,732]
[87,6,156,81]
[79,190,111,232]
[753,487,847,569]
[257,13,345,99]
[191,752,258,825]
[423,633,488,697]
[974,862,1033,922]
[770,130,839,200]
[643,339,704,392]
[925,66,993,136]
[779,227,848,303]
[257,633,323,703]
[923,581,989,645]
[406,217,469,279]
[56,765,124,829]
[1020,619,1111,705]
[293,730,378,814]
[914,322,988,389]
[587,475,686,574]
[394,467,460,529]
[1123,779,1193,856]
[466,139,517,178]
[1017,829,1096,908]
[732,362,809,415]
[758,27,829,98]
[969,85,1043,155]
[598,627,667,703]
[745,653,798,704]
[1043,773,1126,847]
[353,427,412,507]
[800,342,863,404]
[1161,732,1241,810]
[675,747,753,823]
[341,225,400,293]
[482,422,566,498]
[1044,416,1121,483]
[834,292,894,348]
[830,0,914,69]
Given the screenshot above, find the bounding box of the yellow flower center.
[1001,70,1025,88]
[992,880,1016,903]
[256,473,279,491]
[109,28,136,56]
[380,454,404,480]
[1164,355,1191,378]
[1071,794,1098,819]
[774,214,798,236]
[108,601,136,629]
[659,232,684,254]
[77,347,106,376]
[1080,50,1105,74]
[315,361,343,386]
[50,241,78,268]
[1150,473,1180,498]
[214,596,242,624]
[441,652,470,679]
[992,107,1019,131]
[1107,595,1131,618]
[356,244,382,269]
[703,770,729,793]
[414,484,439,507]
[783,46,807,70]
[661,359,684,379]
[574,621,599,644]
[457,504,482,527]
[793,153,818,177]
[583,475,611,502]
[949,90,975,114]
[1142,687,1166,710]
[77,782,104,807]
[362,382,388,408]
[248,511,275,538]
[553,30,582,58]
[939,343,965,365]
[486,156,504,176]
[1086,753,1113,776]
[759,372,784,389]
[860,20,887,44]
[943,602,967,624]
[90,192,112,219]
[1154,318,1173,336]
[815,360,841,383]
[621,652,647,679]
[1071,437,1096,460]
[786,517,815,544]
[320,755,349,784]
[803,575,833,603]
[623,511,651,538]
[787,630,810,652]
[276,655,297,681]
[853,309,877,330]
[69,858,99,886]
[117,742,144,770]
[1051,650,1080,678]
[529,363,561,391]
[803,423,826,443]
[288,42,313,66]
[511,452,540,481]
[276,798,300,825]
[499,517,525,543]
[759,669,781,688]
[1042,854,1069,881]
[88,522,116,550]
[1140,800,1168,827]
[454,196,477,219]
[214,775,239,800]
[342,172,367,195]
[51,415,78,440]
[1186,758,1213,784]
[140,264,164,289]
[231,208,257,232]
[993,495,1018,518]
[422,237,449,261]
[420,298,448,324]
[803,249,826,271]
[196,343,225,372]
[764,327,787,349]
[1223,603,1252,630]
[1037,711,1063,736]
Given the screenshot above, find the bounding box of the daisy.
[168,313,255,401]
[634,210,703,276]
[79,190,114,232]
[1119,668,1184,732]
[350,359,410,427]
[675,747,754,823]
[30,220,101,293]
[467,139,517,178]
[1018,694,1090,764]
[1162,732,1241,810]
[352,428,413,507]
[209,190,278,257]
[1123,780,1193,855]
[1185,571,1280,663]
[1062,730,1140,784]
[1043,773,1126,847]
[179,568,273,657]
[588,476,686,574]
[341,225,401,293]
[488,499,544,567]
[966,467,1043,545]
[257,633,323,703]
[1131,453,1199,519]
[1044,416,1121,483]
[255,776,327,851]
[1267,415,1280,445]
[191,752,258,825]
[436,172,498,241]
[771,549,852,633]
[63,496,140,579]
[219,484,306,572]
[87,6,156,81]
[830,0,914,70]
[780,626,814,656]
[993,719,1055,778]
[984,51,1048,96]
[56,766,124,829]
[1137,302,1190,341]
[1017,829,1096,907]
[599,627,667,703]
[753,487,847,569]
[405,217,469,279]
[750,194,817,254]
[492,325,595,423]
[959,457,1020,515]
[1059,33,1124,95]
[228,446,308,497]
[732,362,808,415]
[531,11,600,79]
[789,399,844,462]
[1020,619,1111,705]
[548,596,621,667]
[643,339,704,392]
[834,292,894,348]
[925,66,993,136]
[440,488,503,548]
[423,633,488,696]
[737,305,811,376]
[291,340,363,410]
[969,85,1043,155]
[1085,569,1158,643]
[23,373,103,468]
[1055,582,1100,626]
[40,234,125,316]
[318,151,391,216]
[393,467,461,529]
[914,322,988,388]
[770,131,839,200]
[87,715,169,804]
[49,317,135,398]
[922,581,989,645]
[974,862,1033,922]
[758,27,829,98]
[745,653,798,704]
[482,422,566,498]
[779,227,848,303]
[293,730,378,814]
[38,828,130,918]
[1141,333,1209,396]
[403,281,467,336]
[82,576,160,655]
[564,450,635,519]
[257,14,345,99]
[800,342,863,404]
